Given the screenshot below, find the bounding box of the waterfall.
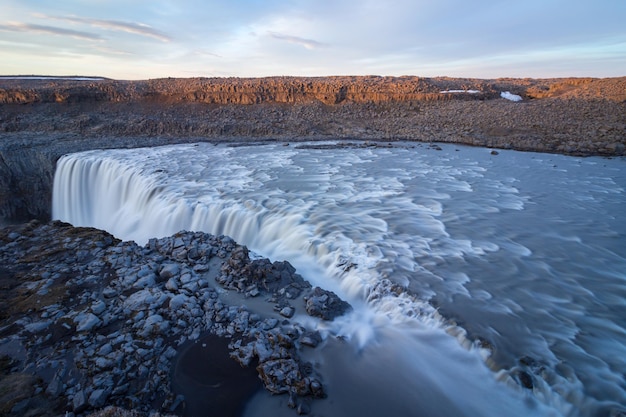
[52,142,626,417]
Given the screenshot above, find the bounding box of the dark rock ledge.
[0,220,351,417]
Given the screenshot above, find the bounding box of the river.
[52,141,626,417]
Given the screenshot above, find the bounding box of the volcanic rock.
[304,287,353,320]
[0,220,351,416]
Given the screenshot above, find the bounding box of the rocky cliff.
[1,76,625,105]
[0,75,625,223]
[0,76,523,105]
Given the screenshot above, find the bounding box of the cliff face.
[0,147,54,221]
[2,75,624,106]
[0,76,480,105]
[0,134,203,222]
[0,75,625,223]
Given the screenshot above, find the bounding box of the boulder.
[304,287,352,320]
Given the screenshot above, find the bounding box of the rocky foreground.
[1,75,625,222]
[0,220,351,416]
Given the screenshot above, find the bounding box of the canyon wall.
[0,76,514,105]
[2,76,625,105]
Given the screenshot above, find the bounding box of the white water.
[53,142,626,417]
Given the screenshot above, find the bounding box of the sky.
[1,0,625,80]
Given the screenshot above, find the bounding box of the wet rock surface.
[304,287,352,321]
[0,220,351,416]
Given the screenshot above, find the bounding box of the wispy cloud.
[93,45,134,56]
[40,14,172,43]
[190,49,222,59]
[268,31,327,50]
[0,22,101,41]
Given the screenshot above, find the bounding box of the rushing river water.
[52,142,626,417]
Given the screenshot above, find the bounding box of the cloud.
[0,22,102,41]
[41,14,172,42]
[1,0,624,79]
[190,49,222,58]
[93,45,134,56]
[268,31,327,50]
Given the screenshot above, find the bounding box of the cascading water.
[53,142,626,417]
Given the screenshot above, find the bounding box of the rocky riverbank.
[0,75,625,223]
[0,220,351,416]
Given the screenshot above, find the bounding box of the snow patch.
[500,91,522,102]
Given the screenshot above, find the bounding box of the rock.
[159,263,180,280]
[169,394,185,412]
[193,263,209,272]
[304,287,352,320]
[169,294,191,310]
[91,300,107,315]
[261,318,279,330]
[102,287,118,298]
[219,248,313,307]
[74,312,102,332]
[133,272,156,288]
[280,306,295,318]
[519,355,545,374]
[297,400,311,415]
[300,331,322,348]
[45,373,64,398]
[72,390,88,413]
[517,370,534,389]
[139,314,170,337]
[256,358,302,395]
[165,277,179,291]
[88,388,109,408]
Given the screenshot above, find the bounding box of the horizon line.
[2,74,625,82]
